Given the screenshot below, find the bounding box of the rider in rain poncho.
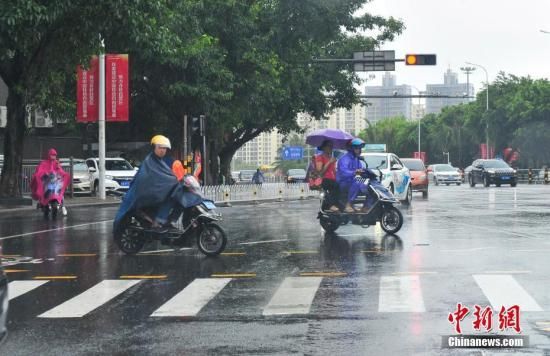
[336,138,378,213]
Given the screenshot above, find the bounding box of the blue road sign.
[282,146,303,160]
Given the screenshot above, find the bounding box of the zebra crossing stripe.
[473,274,543,311]
[151,278,232,317]
[378,275,426,312]
[263,277,322,316]
[38,279,142,318]
[8,280,49,301]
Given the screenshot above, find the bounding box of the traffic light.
[405,54,436,65]
[191,117,200,135]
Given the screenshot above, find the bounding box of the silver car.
[432,164,462,186]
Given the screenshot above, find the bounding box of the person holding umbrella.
[313,140,339,212]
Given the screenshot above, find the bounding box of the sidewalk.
[0,194,316,214]
[0,195,122,213]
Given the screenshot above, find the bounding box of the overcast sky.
[360,0,550,94]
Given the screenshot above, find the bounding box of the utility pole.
[98,42,106,200]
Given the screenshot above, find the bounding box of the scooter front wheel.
[197,223,227,256]
[380,206,403,235]
[114,221,145,255]
[319,215,339,232]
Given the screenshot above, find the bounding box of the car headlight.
[419,175,426,180]
[487,169,495,174]
[105,175,114,180]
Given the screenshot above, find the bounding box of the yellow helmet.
[150,135,171,149]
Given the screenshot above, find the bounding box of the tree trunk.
[219,148,237,183]
[0,90,26,198]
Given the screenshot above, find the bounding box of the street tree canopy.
[0,0,180,197]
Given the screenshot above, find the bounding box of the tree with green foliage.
[359,73,550,168]
[0,0,180,197]
[134,0,403,184]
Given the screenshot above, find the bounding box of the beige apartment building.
[234,104,367,167]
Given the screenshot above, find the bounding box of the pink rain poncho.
[30,148,70,206]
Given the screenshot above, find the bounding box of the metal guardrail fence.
[14,165,550,200]
[515,169,549,184]
[18,163,317,203]
[202,182,317,204]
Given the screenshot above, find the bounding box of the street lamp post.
[460,66,476,99]
[411,86,423,157]
[466,61,489,158]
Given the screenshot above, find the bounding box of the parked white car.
[59,159,92,195]
[361,152,413,204]
[85,158,137,195]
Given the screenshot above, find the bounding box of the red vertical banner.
[413,151,427,163]
[105,54,129,122]
[76,56,99,122]
[480,144,487,159]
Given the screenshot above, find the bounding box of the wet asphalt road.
[1,185,550,355]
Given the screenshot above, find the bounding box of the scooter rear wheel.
[380,206,403,235]
[197,223,227,256]
[51,202,58,220]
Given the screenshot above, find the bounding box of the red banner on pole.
[105,54,129,122]
[76,56,99,122]
[480,144,495,159]
[413,151,427,163]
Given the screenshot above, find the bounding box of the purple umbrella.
[305,128,354,149]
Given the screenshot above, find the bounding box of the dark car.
[286,168,307,183]
[0,267,8,344]
[469,159,517,187]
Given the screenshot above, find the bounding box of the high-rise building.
[233,129,283,168]
[234,103,367,167]
[297,104,367,137]
[364,72,412,123]
[425,69,474,115]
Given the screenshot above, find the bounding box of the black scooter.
[318,173,404,235]
[113,199,227,256]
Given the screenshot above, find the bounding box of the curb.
[1,196,318,214]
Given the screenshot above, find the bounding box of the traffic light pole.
[200,115,207,185]
[183,114,188,160]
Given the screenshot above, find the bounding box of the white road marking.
[473,274,543,311]
[0,220,114,240]
[378,275,426,312]
[39,279,141,318]
[137,248,192,254]
[151,278,231,317]
[239,239,289,245]
[8,280,49,300]
[263,277,322,316]
[482,271,532,274]
[440,247,492,252]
